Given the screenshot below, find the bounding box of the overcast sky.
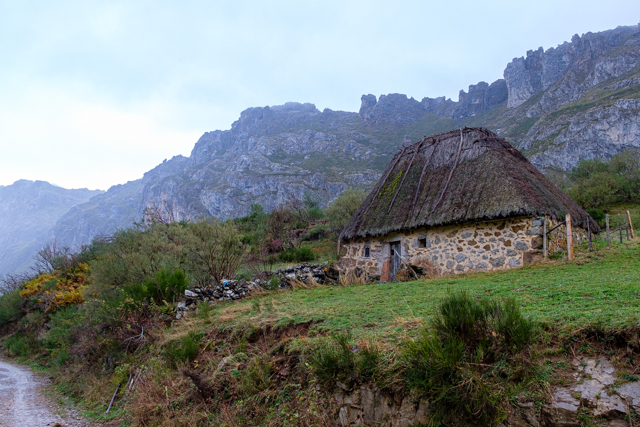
[1,1,638,191]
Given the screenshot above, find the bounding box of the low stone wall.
[176,263,341,318]
[341,216,589,279]
[267,262,340,286]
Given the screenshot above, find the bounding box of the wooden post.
[543,217,548,259]
[626,218,630,241]
[605,214,610,246]
[619,214,623,243]
[627,210,635,239]
[566,213,573,261]
[587,217,593,252]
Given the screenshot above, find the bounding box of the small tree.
[324,189,368,233]
[186,219,248,285]
[31,242,78,275]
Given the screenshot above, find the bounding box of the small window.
[363,244,370,257]
[418,237,427,248]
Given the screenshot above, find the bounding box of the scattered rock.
[542,388,580,427]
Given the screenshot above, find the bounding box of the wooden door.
[390,241,401,281]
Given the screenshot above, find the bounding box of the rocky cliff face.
[0,181,102,275]
[44,23,640,252]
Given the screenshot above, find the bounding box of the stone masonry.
[341,216,588,280]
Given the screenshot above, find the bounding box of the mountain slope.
[0,181,102,275]
[50,24,640,248]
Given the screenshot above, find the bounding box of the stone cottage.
[339,128,599,280]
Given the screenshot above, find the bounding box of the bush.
[45,305,82,351]
[0,289,23,327]
[186,220,248,285]
[196,301,213,321]
[278,247,316,263]
[5,333,38,357]
[324,189,368,233]
[405,291,534,425]
[90,224,187,294]
[303,224,329,241]
[263,275,281,291]
[144,268,188,304]
[586,208,606,226]
[566,151,640,208]
[241,356,273,395]
[308,333,384,387]
[164,331,203,368]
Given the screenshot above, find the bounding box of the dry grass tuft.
[338,270,367,286]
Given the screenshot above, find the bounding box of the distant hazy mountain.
[30,24,640,262]
[0,180,102,276]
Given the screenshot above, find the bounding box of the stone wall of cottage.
[340,216,589,279]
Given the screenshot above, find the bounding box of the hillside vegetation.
[1,155,639,426]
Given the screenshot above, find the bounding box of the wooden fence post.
[566,213,573,261]
[627,210,635,239]
[543,217,548,259]
[626,218,630,241]
[605,214,610,246]
[618,214,623,243]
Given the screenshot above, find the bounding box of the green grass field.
[214,239,640,344]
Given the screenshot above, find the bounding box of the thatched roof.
[340,128,599,241]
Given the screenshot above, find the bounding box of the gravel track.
[0,358,88,427]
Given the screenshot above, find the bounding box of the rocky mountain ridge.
[10,24,640,269]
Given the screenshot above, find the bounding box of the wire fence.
[542,211,635,259]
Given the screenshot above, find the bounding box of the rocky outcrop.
[335,357,640,426]
[452,79,508,119]
[358,94,428,126]
[504,26,640,113]
[540,357,635,426]
[334,385,429,427]
[524,98,640,171]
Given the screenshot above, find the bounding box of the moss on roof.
[340,128,600,241]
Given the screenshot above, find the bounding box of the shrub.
[164,331,202,368]
[586,208,606,226]
[53,349,71,367]
[303,224,329,241]
[186,220,248,285]
[196,301,213,321]
[5,333,38,357]
[90,225,186,294]
[144,268,188,304]
[241,356,273,395]
[308,333,384,387]
[0,289,23,326]
[405,291,534,425]
[263,275,281,291]
[45,305,82,351]
[306,207,324,220]
[278,247,316,263]
[324,189,368,233]
[566,151,640,208]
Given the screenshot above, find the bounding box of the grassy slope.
[214,239,640,345]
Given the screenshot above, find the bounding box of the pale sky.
[1,0,638,191]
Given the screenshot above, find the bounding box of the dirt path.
[0,358,88,427]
